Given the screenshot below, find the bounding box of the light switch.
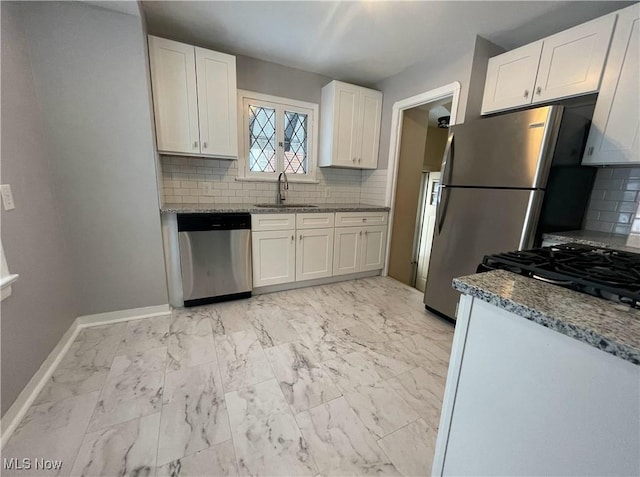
[1,184,15,210]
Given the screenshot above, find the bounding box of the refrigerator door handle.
[437,186,451,235]
[440,132,455,186]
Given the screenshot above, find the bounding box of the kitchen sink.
[254,203,318,208]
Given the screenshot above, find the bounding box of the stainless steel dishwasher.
[177,213,252,306]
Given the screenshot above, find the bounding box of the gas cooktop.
[478,243,640,308]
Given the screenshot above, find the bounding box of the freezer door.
[442,106,563,188]
[423,187,544,319]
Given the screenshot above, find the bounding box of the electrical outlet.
[1,184,15,210]
[325,188,331,198]
[202,182,215,196]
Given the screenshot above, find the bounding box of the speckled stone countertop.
[160,203,390,214]
[542,230,640,253]
[453,269,640,365]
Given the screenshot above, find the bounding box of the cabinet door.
[296,228,334,281]
[534,15,616,103]
[148,36,200,155]
[583,5,640,166]
[333,83,361,167]
[361,225,387,272]
[481,41,542,114]
[356,89,382,169]
[195,47,238,158]
[333,227,361,276]
[252,231,295,287]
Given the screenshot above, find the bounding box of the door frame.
[383,82,461,276]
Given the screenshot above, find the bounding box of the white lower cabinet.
[333,225,387,276]
[296,228,334,281]
[361,225,387,272]
[251,212,387,289]
[333,227,361,276]
[251,230,296,287]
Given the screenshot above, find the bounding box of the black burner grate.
[479,243,640,307]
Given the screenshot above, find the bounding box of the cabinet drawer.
[296,213,335,230]
[335,211,388,227]
[251,213,295,232]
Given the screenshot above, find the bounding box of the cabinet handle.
[299,234,303,241]
[352,157,356,162]
[536,86,542,95]
[203,142,208,149]
[193,141,198,149]
[359,231,362,236]
[364,231,368,236]
[524,89,529,98]
[291,235,294,241]
[362,218,367,222]
[587,146,594,156]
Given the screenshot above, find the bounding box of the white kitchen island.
[432,270,640,476]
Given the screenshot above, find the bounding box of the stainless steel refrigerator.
[423,105,595,320]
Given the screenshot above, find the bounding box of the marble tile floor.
[1,276,455,477]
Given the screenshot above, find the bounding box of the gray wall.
[0,2,78,414]
[236,55,332,104]
[374,46,475,170]
[464,36,505,122]
[21,1,168,315]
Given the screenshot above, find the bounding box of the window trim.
[0,241,18,301]
[237,90,319,183]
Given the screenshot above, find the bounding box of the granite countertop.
[160,203,390,214]
[453,269,640,365]
[542,230,640,253]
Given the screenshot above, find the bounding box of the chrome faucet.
[276,172,288,204]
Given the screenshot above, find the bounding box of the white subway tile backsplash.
[585,167,640,236]
[160,156,389,206]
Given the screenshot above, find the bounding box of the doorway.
[415,171,441,292]
[383,83,460,291]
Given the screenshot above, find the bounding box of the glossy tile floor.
[2,276,454,476]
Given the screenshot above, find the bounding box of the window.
[430,181,440,206]
[0,241,18,301]
[238,90,319,182]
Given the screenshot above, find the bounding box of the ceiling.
[141,1,632,84]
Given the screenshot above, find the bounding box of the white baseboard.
[0,304,171,449]
[76,304,171,327]
[252,270,381,295]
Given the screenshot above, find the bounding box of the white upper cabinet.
[482,41,543,113]
[148,36,237,158]
[319,81,382,169]
[357,89,383,169]
[195,47,238,158]
[534,15,616,102]
[481,14,616,114]
[148,36,200,155]
[583,4,640,166]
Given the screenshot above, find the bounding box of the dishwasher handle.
[177,213,251,232]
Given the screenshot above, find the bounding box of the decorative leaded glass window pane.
[283,111,308,174]
[249,105,276,173]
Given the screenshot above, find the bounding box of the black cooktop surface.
[479,243,640,307]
